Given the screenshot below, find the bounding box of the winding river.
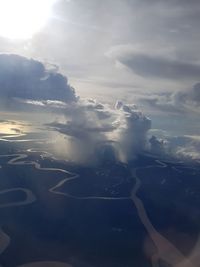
[0,149,198,267]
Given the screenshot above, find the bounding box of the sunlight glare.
[0,0,56,39]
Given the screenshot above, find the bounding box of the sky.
[0,0,200,162]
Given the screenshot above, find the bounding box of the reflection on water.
[0,120,26,135]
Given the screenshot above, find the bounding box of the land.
[0,139,200,267]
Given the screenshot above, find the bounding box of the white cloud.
[149,134,200,161]
[169,135,200,161]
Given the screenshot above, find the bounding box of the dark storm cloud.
[0,54,77,102]
[113,52,200,80]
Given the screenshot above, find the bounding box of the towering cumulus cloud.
[115,101,151,162]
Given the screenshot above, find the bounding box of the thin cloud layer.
[108,47,200,80]
[140,82,200,114]
[150,134,200,161]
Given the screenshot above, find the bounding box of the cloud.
[46,99,151,164]
[0,54,77,104]
[108,47,200,80]
[149,135,165,154]
[170,83,200,107]
[140,82,200,115]
[45,99,117,164]
[1,53,199,165]
[149,134,200,161]
[140,94,185,114]
[114,101,151,161]
[16,99,69,113]
[168,136,200,161]
[133,0,200,5]
[4,53,198,164]
[0,53,149,164]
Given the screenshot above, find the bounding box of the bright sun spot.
[0,0,56,39]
